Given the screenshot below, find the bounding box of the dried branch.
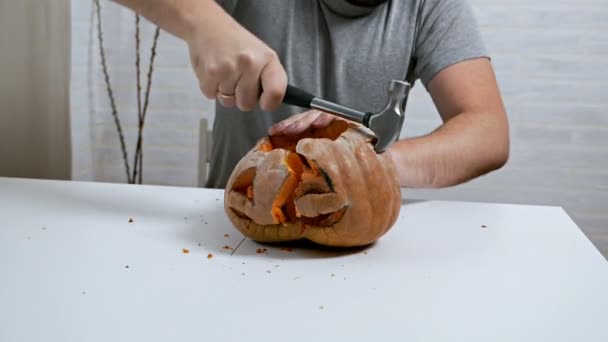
[94,0,132,183]
[133,26,161,184]
[132,14,143,183]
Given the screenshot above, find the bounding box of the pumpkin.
[223,119,401,247]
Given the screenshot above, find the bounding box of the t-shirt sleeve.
[413,0,489,87]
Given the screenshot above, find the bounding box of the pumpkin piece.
[223,119,401,247]
[271,152,304,223]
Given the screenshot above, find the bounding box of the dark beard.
[345,0,388,7]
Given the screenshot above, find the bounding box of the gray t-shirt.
[206,0,488,188]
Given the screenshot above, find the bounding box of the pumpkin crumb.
[222,245,232,250]
[125,265,129,269]
[319,306,324,310]
[280,247,293,252]
[481,225,487,228]
[182,248,190,254]
[256,248,268,254]
[207,253,213,259]
[331,274,335,277]
[363,251,368,255]
[128,218,134,223]
[224,234,230,237]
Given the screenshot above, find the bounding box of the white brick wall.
[70,0,212,184]
[70,0,608,257]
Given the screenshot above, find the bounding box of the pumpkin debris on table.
[182,248,190,254]
[224,119,401,247]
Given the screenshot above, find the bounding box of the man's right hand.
[112,0,287,112]
[186,11,287,112]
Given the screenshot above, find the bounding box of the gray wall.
[70,0,608,257]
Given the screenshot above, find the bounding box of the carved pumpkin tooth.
[271,152,304,224]
[260,141,273,152]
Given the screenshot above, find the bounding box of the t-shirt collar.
[321,0,386,18]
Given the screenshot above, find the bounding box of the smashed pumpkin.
[223,119,401,247]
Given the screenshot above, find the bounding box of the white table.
[1,177,607,342]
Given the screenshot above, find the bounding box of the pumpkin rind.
[223,120,401,247]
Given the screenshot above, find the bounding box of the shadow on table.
[401,198,428,206]
[236,239,372,260]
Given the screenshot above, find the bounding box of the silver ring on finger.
[216,91,236,107]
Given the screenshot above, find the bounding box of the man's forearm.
[110,0,225,42]
[388,110,509,188]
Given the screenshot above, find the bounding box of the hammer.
[282,80,411,153]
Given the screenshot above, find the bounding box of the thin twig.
[134,26,161,184]
[132,14,143,183]
[94,0,132,183]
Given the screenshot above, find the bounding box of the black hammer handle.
[282,84,370,124]
[283,84,315,109]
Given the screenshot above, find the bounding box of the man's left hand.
[268,110,335,136]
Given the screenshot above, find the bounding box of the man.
[114,0,510,189]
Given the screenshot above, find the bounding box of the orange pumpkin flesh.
[224,119,401,247]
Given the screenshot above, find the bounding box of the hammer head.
[368,80,411,153]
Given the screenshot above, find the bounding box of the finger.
[259,57,287,112]
[269,112,317,136]
[268,111,310,135]
[283,112,322,135]
[216,73,241,108]
[198,74,219,101]
[198,62,226,100]
[190,53,216,100]
[234,65,263,112]
[311,113,335,128]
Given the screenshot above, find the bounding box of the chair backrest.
[197,118,212,187]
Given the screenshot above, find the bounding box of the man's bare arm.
[111,0,287,111]
[387,57,510,188]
